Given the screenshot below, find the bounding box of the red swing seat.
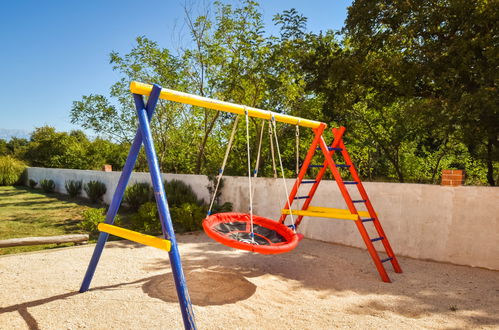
[203,212,301,255]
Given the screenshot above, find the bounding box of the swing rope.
[270,115,296,232]
[207,115,240,215]
[295,122,302,212]
[244,108,255,243]
[296,123,300,176]
[253,120,266,178]
[269,118,278,179]
[202,109,301,255]
[250,120,266,205]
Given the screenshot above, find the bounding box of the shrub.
[170,202,206,233]
[131,202,162,234]
[124,182,153,211]
[84,180,107,204]
[29,179,37,188]
[15,169,28,186]
[0,156,26,186]
[79,208,120,233]
[164,179,200,207]
[207,175,223,204]
[210,201,233,214]
[206,175,232,214]
[65,180,82,198]
[40,179,56,193]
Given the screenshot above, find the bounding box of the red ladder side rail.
[336,133,402,274]
[278,123,327,225]
[322,128,391,283]
[293,126,346,227]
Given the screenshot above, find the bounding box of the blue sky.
[0,0,351,136]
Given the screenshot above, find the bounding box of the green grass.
[0,186,92,255]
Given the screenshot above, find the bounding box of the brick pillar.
[441,169,464,186]
[102,164,112,172]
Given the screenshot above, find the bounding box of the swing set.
[79,81,402,330]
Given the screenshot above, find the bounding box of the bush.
[15,169,28,186]
[29,179,37,188]
[164,179,200,207]
[0,156,26,186]
[79,208,120,233]
[170,203,206,233]
[206,175,233,214]
[40,179,56,193]
[124,182,153,211]
[84,180,107,203]
[131,201,206,234]
[210,202,233,214]
[65,180,82,198]
[131,202,162,234]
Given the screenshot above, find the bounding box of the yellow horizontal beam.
[281,206,375,221]
[98,223,171,252]
[130,81,324,129]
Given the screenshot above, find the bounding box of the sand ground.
[0,233,498,329]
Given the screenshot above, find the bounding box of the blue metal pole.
[79,85,162,293]
[134,94,196,330]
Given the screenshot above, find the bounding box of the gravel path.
[1,233,498,329]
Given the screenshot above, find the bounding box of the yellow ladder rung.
[307,206,376,218]
[282,208,357,220]
[281,206,376,221]
[98,223,171,252]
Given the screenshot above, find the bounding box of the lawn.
[0,186,91,255]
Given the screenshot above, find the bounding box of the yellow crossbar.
[98,223,171,252]
[281,206,375,221]
[130,81,324,129]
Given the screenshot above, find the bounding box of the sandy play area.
[1,233,498,329]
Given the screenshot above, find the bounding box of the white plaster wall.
[26,167,499,270]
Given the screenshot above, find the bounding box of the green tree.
[0,139,8,155]
[342,0,498,184]
[24,126,89,169]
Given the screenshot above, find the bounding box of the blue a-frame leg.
[79,85,196,330]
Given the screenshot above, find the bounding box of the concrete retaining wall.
[26,167,499,271]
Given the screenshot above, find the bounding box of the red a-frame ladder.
[279,124,402,282]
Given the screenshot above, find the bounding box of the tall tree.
[343,0,498,184]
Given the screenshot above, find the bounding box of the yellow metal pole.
[130,81,324,129]
[98,223,171,252]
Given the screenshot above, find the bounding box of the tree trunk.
[195,111,220,174]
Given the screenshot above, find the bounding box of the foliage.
[164,179,201,207]
[209,201,233,214]
[170,203,206,233]
[28,179,37,188]
[35,0,496,186]
[123,182,153,211]
[131,201,206,234]
[0,139,7,155]
[300,0,498,184]
[84,180,107,204]
[65,180,83,198]
[131,202,162,234]
[9,126,128,171]
[0,156,26,186]
[40,179,56,193]
[24,126,89,169]
[131,179,207,233]
[79,208,119,233]
[206,175,233,213]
